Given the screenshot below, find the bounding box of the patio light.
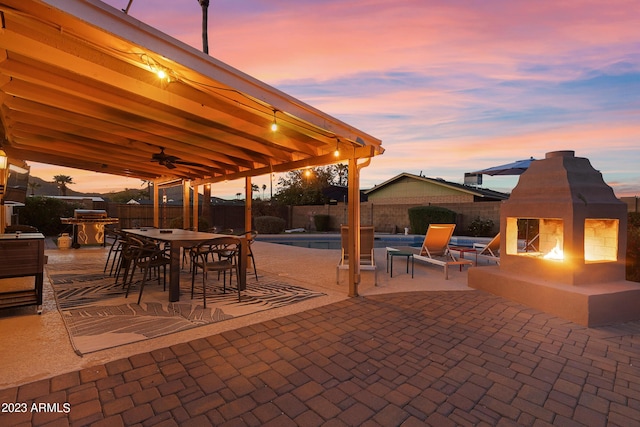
[0,148,7,170]
[334,139,340,157]
[271,110,278,131]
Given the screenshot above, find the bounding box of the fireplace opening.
[506,217,564,260]
[505,217,619,263]
[584,218,618,262]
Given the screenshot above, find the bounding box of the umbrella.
[470,157,535,176]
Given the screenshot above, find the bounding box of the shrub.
[408,206,456,236]
[14,196,80,236]
[467,217,495,237]
[314,214,331,232]
[255,216,286,234]
[627,212,640,282]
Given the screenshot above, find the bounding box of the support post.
[245,177,252,233]
[153,180,159,228]
[347,158,361,297]
[182,180,190,230]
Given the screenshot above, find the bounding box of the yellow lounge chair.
[473,233,500,264]
[411,223,473,279]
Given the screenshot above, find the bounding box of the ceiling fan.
[151,147,203,170]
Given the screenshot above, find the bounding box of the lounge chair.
[410,223,473,279]
[473,233,500,264]
[337,225,377,285]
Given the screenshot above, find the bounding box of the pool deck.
[2,240,640,425]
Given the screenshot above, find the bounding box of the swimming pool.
[256,234,484,250]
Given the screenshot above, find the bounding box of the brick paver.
[2,290,640,426]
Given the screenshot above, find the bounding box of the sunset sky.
[30,0,640,198]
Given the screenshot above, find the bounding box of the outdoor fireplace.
[469,150,640,326]
[500,150,627,285]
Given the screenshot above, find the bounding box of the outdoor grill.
[61,209,119,246]
[469,150,640,326]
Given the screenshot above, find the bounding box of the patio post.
[347,158,361,297]
[192,183,199,231]
[245,177,252,234]
[0,149,6,233]
[153,179,159,228]
[182,180,191,230]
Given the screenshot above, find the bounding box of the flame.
[543,240,564,260]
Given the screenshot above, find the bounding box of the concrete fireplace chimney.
[469,151,640,326]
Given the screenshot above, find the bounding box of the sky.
[29,0,640,198]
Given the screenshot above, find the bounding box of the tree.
[251,183,260,199]
[140,180,152,200]
[198,0,210,54]
[28,181,41,196]
[273,165,344,205]
[53,175,74,196]
[333,163,349,186]
[262,184,267,200]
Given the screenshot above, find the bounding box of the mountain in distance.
[25,176,147,202]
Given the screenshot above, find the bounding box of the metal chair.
[238,230,258,281]
[103,229,125,276]
[191,237,241,306]
[123,238,170,304]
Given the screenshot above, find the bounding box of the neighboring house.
[364,172,509,204]
[288,173,510,232]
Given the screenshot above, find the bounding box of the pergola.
[0,0,384,296]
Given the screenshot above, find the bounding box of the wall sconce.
[0,148,7,170]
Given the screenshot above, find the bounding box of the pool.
[255,234,486,250]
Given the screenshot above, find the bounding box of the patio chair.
[191,236,242,306]
[237,230,259,281]
[123,238,170,304]
[419,224,456,259]
[473,233,500,264]
[408,224,472,279]
[103,229,125,276]
[336,225,377,285]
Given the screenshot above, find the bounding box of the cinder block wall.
[291,201,502,235]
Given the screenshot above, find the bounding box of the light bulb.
[271,121,278,132]
[157,69,167,79]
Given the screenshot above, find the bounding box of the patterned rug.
[47,263,325,355]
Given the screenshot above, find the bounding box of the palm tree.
[262,184,267,200]
[53,174,74,196]
[27,181,41,196]
[198,0,210,54]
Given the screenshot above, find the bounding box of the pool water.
[256,234,485,250]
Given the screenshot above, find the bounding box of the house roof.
[0,0,383,187]
[364,172,510,201]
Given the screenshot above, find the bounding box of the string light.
[271,110,278,132]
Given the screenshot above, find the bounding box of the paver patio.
[1,241,640,426]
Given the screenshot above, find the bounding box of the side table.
[387,249,414,278]
[450,246,477,270]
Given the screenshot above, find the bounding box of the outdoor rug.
[47,263,325,355]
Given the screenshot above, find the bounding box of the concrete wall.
[291,201,502,235]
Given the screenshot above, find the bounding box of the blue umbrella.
[471,157,535,176]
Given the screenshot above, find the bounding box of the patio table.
[123,229,246,302]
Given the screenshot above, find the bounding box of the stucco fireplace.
[469,151,640,326]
